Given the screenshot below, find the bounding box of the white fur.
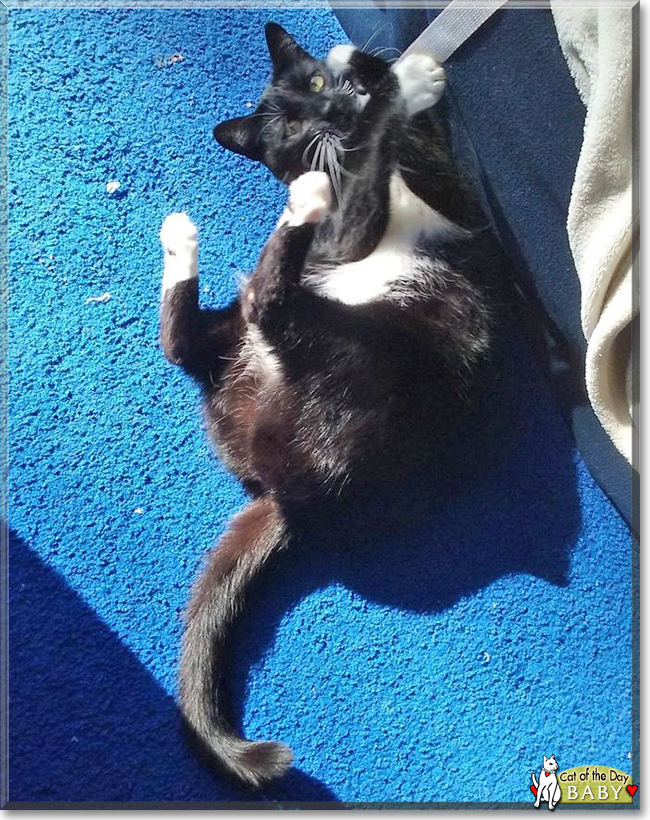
[308,173,460,306]
[327,45,445,117]
[393,54,446,116]
[326,44,370,110]
[160,212,198,294]
[326,44,355,74]
[277,172,333,229]
[242,324,283,381]
[287,172,332,226]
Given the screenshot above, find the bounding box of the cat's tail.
[531,773,539,789]
[179,495,292,787]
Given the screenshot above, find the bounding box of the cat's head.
[543,755,559,772]
[213,23,362,184]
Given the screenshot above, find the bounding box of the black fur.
[162,24,501,786]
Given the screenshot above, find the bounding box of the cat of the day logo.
[530,756,637,807]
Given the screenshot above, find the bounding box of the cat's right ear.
[213,116,264,161]
[265,22,310,76]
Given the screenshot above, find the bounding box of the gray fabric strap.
[398,0,508,64]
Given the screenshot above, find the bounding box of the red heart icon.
[530,785,537,797]
[627,785,638,797]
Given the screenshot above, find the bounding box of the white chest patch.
[309,174,459,305]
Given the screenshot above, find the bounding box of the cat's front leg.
[159,213,241,383]
[327,45,445,116]
[327,45,393,107]
[160,212,200,366]
[245,172,331,335]
[393,54,446,116]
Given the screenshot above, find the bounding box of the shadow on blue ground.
[7,528,337,804]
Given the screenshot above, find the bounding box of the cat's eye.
[310,74,325,93]
[285,120,303,137]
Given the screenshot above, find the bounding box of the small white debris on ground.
[245,101,253,109]
[133,507,144,514]
[479,651,491,664]
[154,52,185,68]
[106,180,121,194]
[84,292,111,305]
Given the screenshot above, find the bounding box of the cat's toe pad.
[326,44,356,74]
[287,172,332,226]
[394,54,446,116]
[160,212,198,257]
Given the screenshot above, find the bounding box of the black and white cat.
[160,23,498,787]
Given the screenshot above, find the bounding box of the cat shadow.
[228,316,582,799]
[219,13,588,798]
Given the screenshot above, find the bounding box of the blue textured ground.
[7,7,633,805]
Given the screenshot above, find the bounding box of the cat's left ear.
[265,22,311,75]
[213,115,264,161]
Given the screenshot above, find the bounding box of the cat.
[159,23,501,787]
[532,754,562,810]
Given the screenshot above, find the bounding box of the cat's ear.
[543,756,549,765]
[213,116,264,161]
[265,22,311,75]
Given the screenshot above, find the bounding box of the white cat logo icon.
[531,754,562,810]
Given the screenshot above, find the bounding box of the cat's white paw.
[326,44,356,74]
[394,54,446,116]
[287,172,332,226]
[160,212,198,257]
[160,213,198,292]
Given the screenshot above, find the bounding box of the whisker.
[339,165,361,179]
[326,140,342,210]
[246,112,282,119]
[259,116,280,136]
[370,46,403,59]
[335,141,368,154]
[362,24,389,53]
[302,132,323,169]
[311,140,324,172]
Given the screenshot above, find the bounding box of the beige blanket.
[551,4,637,464]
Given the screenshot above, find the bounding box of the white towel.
[551,4,637,464]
